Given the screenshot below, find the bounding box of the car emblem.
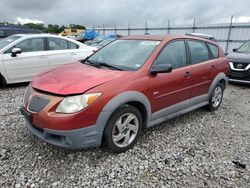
[237,64,243,69]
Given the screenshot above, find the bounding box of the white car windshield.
[87,39,160,71]
[0,35,21,49]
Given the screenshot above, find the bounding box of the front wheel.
[205,83,224,111]
[101,104,142,153]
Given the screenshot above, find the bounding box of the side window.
[188,41,209,64]
[207,43,219,59]
[48,38,68,50]
[68,41,79,49]
[14,38,44,53]
[155,41,186,69]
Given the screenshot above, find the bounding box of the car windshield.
[87,39,160,71]
[237,41,250,53]
[0,35,21,49]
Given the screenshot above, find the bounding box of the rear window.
[188,41,209,64]
[207,43,219,58]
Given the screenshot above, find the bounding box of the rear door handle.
[211,65,217,70]
[39,55,47,59]
[184,71,192,77]
[70,52,77,55]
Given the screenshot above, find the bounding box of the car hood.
[227,52,250,63]
[32,62,131,95]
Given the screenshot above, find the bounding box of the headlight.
[56,93,101,113]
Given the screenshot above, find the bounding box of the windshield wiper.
[96,62,123,71]
[81,59,101,68]
[81,59,123,71]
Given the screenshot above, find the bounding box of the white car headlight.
[56,93,101,114]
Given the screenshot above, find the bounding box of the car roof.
[13,33,62,38]
[121,34,218,45]
[10,33,86,45]
[121,35,167,41]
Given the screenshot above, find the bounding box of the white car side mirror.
[11,48,22,57]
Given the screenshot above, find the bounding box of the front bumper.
[21,107,100,149]
[228,62,250,84]
[228,69,250,85]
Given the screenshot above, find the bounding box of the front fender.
[94,91,152,146]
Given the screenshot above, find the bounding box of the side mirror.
[151,64,173,75]
[232,48,238,52]
[11,48,22,57]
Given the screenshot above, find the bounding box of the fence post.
[167,19,170,34]
[225,15,234,53]
[102,24,105,35]
[192,18,196,33]
[114,24,117,35]
[128,22,130,36]
[145,20,148,34]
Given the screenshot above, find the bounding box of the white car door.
[47,37,76,68]
[2,37,48,83]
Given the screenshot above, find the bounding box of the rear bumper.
[24,119,100,150]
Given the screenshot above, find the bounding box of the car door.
[46,37,76,68]
[2,37,48,83]
[187,40,214,98]
[150,40,193,119]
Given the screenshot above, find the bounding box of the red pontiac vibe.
[21,34,229,153]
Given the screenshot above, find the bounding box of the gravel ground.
[0,83,249,188]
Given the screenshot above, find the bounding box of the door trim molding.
[147,94,208,128]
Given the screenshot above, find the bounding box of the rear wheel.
[102,104,142,153]
[206,83,224,111]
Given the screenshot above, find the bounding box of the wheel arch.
[208,73,228,97]
[95,91,152,146]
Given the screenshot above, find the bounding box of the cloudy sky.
[1,0,250,27]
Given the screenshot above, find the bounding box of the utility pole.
[225,15,234,54]
[192,18,196,33]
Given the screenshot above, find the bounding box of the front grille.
[233,62,249,69]
[28,95,50,112]
[229,70,250,81]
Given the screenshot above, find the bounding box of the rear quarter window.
[207,43,219,58]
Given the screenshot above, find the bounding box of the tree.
[0,22,86,34]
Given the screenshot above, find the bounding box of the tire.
[101,104,142,153]
[205,83,224,111]
[0,74,6,88]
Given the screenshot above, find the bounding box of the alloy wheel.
[112,113,139,148]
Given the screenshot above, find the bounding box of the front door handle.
[184,71,192,77]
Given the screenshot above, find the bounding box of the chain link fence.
[90,16,250,53]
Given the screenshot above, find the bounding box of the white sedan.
[0,34,97,85]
